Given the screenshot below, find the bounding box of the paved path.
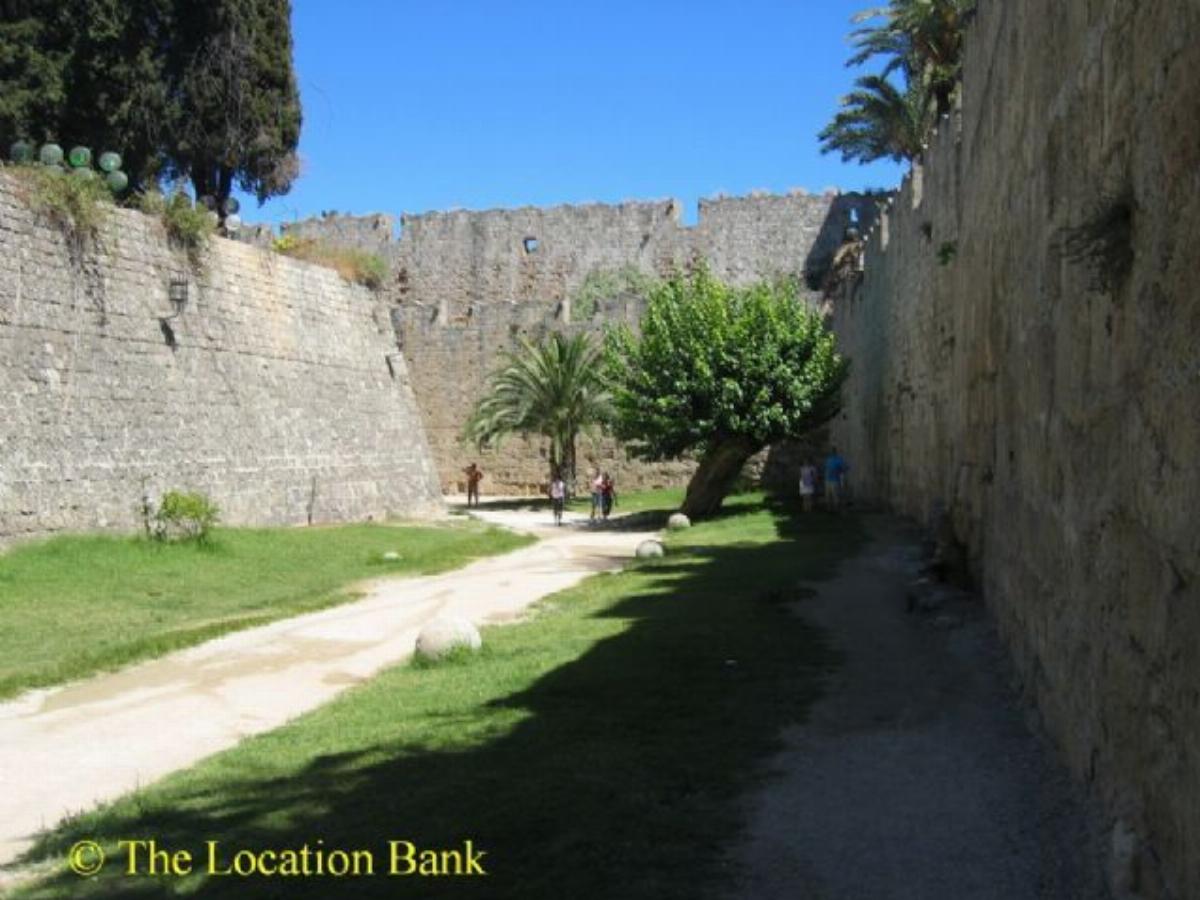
[0,509,655,867]
[728,516,1110,900]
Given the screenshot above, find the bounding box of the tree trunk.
[547,441,561,488]
[934,84,953,117]
[563,435,577,498]
[681,436,759,520]
[217,166,234,206]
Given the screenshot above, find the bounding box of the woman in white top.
[798,460,818,512]
[550,473,567,526]
[589,471,604,521]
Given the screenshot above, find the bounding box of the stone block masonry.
[0,171,443,546]
[830,0,1200,896]
[293,191,880,494]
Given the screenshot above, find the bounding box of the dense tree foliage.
[0,0,301,203]
[465,332,613,489]
[605,269,848,519]
[0,3,69,145]
[820,0,973,164]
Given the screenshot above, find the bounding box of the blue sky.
[244,1,902,225]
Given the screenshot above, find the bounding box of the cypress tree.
[0,1,70,145]
[173,0,302,204]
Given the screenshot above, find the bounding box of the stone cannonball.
[415,616,482,659]
[636,539,665,559]
[667,513,691,531]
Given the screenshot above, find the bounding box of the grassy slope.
[11,497,863,900]
[0,522,532,700]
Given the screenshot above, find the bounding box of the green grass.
[0,522,532,701]
[8,497,863,899]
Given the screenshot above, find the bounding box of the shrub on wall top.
[15,164,113,244]
[271,235,389,291]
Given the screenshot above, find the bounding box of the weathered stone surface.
[414,616,482,659]
[635,539,665,559]
[0,172,443,546]
[830,1,1200,896]
[667,513,691,531]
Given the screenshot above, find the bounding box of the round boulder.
[667,513,691,531]
[415,616,482,659]
[636,539,665,559]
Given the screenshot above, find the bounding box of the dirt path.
[0,509,656,868]
[728,515,1109,900]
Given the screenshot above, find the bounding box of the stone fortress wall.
[285,192,879,494]
[0,170,443,546]
[829,0,1200,896]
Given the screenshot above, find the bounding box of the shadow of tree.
[15,504,863,900]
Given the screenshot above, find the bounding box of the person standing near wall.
[799,459,819,512]
[600,473,617,520]
[823,448,848,510]
[464,462,484,508]
[549,470,567,526]
[589,469,604,521]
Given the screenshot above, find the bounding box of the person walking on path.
[549,472,567,526]
[589,470,604,521]
[798,459,818,512]
[464,463,484,508]
[600,473,617,520]
[823,448,848,510]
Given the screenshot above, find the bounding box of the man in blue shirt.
[824,448,848,510]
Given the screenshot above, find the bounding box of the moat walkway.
[727,516,1109,899]
[0,507,656,868]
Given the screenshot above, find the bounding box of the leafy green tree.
[465,332,613,490]
[605,269,848,519]
[819,74,933,164]
[172,0,302,204]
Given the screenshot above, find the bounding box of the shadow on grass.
[13,502,864,900]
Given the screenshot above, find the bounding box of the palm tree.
[819,75,934,164]
[848,0,974,116]
[464,332,613,491]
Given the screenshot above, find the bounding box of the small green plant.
[138,190,215,265]
[154,490,220,543]
[272,235,388,290]
[937,240,958,266]
[19,165,113,244]
[571,265,653,319]
[271,233,303,254]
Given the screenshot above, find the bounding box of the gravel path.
[728,515,1110,900]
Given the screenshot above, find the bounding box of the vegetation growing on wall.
[272,234,388,290]
[137,190,216,264]
[571,265,654,319]
[16,164,113,244]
